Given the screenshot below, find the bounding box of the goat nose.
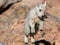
[39,9,42,12]
[40,29,43,32]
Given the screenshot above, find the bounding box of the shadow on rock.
[35,39,51,45]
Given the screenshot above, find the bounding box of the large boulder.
[0,0,60,45]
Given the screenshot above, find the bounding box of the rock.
[0,0,22,12]
[0,0,60,45]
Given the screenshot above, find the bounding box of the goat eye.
[39,9,42,12]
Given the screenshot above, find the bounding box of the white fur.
[31,37,35,43]
[39,21,44,30]
[24,35,28,43]
[24,2,46,44]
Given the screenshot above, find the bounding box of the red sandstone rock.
[0,0,60,45]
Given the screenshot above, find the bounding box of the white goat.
[24,2,46,44]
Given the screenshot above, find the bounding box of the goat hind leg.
[24,35,28,44]
[29,23,35,43]
[30,23,35,33]
[24,25,30,44]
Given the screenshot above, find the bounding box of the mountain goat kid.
[24,2,47,44]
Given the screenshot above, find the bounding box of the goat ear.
[43,1,46,7]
